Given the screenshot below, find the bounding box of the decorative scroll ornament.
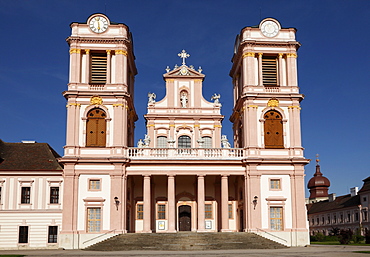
[267,98,279,107]
[90,96,103,106]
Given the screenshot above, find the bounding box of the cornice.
[66,37,131,45]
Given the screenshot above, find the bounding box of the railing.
[90,84,105,90]
[82,229,116,245]
[264,87,280,93]
[127,147,245,160]
[255,227,287,244]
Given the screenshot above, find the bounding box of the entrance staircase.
[84,232,286,251]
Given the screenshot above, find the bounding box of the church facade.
[0,14,310,249]
[59,14,309,249]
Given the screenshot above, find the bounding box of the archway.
[178,205,191,231]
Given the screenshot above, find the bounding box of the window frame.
[205,203,213,219]
[269,178,282,191]
[88,179,102,191]
[157,136,168,148]
[48,226,58,244]
[270,206,283,231]
[18,226,29,244]
[50,187,60,204]
[157,203,166,220]
[178,135,191,148]
[136,203,144,220]
[87,207,102,233]
[21,187,31,204]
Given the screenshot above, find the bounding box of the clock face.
[89,16,109,33]
[261,20,279,38]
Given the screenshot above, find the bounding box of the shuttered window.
[86,108,106,147]
[264,110,284,149]
[90,53,107,84]
[262,56,278,86]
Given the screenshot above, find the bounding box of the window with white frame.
[270,207,283,231]
[157,204,166,219]
[202,136,212,148]
[157,136,168,148]
[48,226,58,243]
[178,135,191,148]
[18,226,28,244]
[50,187,59,204]
[21,187,30,204]
[89,179,101,191]
[270,179,281,190]
[87,208,101,232]
[228,203,233,219]
[136,204,143,220]
[205,204,213,219]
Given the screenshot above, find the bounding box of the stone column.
[69,48,81,84]
[197,175,205,231]
[258,53,263,86]
[167,175,176,232]
[106,50,111,84]
[143,175,152,233]
[221,175,230,232]
[85,49,90,83]
[278,53,284,86]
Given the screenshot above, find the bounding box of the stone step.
[85,232,286,251]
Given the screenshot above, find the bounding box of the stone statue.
[181,93,188,108]
[144,134,151,147]
[211,93,221,105]
[147,92,156,105]
[137,139,144,148]
[221,135,231,148]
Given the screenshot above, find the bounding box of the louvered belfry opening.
[262,55,278,86]
[264,110,284,149]
[86,108,107,147]
[90,53,107,84]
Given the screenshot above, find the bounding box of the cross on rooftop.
[178,50,190,65]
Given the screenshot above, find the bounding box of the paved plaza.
[1,245,370,257]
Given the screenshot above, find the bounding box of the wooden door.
[178,205,191,231]
[86,108,106,147]
[264,110,284,148]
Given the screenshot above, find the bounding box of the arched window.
[264,110,284,149]
[157,136,168,148]
[202,136,212,148]
[86,108,107,147]
[178,135,191,148]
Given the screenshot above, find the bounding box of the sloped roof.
[359,177,370,193]
[307,194,360,215]
[0,140,62,171]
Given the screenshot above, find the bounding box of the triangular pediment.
[163,65,205,80]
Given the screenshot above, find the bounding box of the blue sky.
[1,1,369,197]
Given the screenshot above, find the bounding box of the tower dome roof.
[307,156,331,200]
[307,164,330,189]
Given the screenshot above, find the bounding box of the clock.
[89,16,109,33]
[260,20,279,38]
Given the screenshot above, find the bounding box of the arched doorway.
[178,205,191,231]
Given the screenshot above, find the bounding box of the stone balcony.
[128,148,245,160]
[63,147,305,161]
